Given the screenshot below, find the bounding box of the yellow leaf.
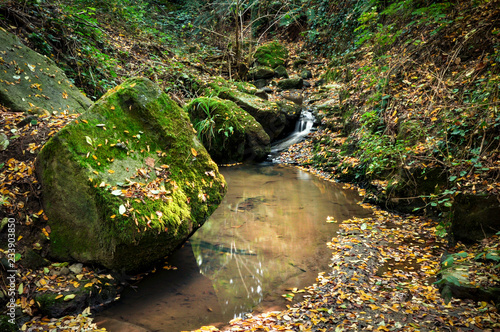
[64,294,76,301]
[108,170,115,174]
[55,294,63,300]
[191,147,198,157]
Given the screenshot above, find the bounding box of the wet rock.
[186,97,270,163]
[16,115,38,127]
[36,77,226,272]
[248,66,275,80]
[300,69,313,79]
[293,58,308,69]
[276,101,302,138]
[0,28,92,114]
[274,65,289,78]
[253,79,269,89]
[254,89,268,100]
[277,77,303,90]
[208,78,286,141]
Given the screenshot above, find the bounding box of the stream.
[96,111,371,332]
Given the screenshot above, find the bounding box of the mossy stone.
[186,97,270,163]
[293,58,308,69]
[274,65,289,78]
[36,77,226,272]
[0,28,92,114]
[207,78,286,141]
[253,41,289,69]
[277,77,304,90]
[248,66,275,80]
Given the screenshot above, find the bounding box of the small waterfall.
[270,109,315,154]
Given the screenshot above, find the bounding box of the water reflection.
[190,164,371,320]
[97,164,370,332]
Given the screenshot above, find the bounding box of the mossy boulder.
[0,28,92,114]
[277,77,304,90]
[35,77,226,272]
[186,97,270,163]
[253,41,289,69]
[274,65,289,78]
[248,66,275,80]
[276,101,302,138]
[208,78,286,141]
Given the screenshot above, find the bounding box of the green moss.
[253,41,289,68]
[37,77,227,271]
[186,97,255,163]
[206,78,286,141]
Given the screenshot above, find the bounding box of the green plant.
[193,102,217,149]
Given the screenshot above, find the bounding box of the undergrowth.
[312,0,500,236]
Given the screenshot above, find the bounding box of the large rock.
[276,100,302,138]
[208,78,287,141]
[278,77,304,90]
[36,78,226,272]
[186,97,270,163]
[253,41,289,69]
[0,28,92,114]
[247,66,275,80]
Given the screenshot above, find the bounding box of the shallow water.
[96,164,370,332]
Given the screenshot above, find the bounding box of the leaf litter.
[192,200,499,331]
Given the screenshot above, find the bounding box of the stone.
[274,65,289,78]
[69,263,83,274]
[248,66,275,80]
[277,77,304,90]
[208,78,287,141]
[293,58,307,69]
[300,69,313,79]
[439,262,500,305]
[276,101,302,138]
[59,267,70,276]
[253,79,269,89]
[186,97,270,163]
[36,77,226,272]
[253,41,289,69]
[0,28,92,114]
[254,89,268,100]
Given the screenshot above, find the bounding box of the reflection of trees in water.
[190,164,369,319]
[192,238,265,318]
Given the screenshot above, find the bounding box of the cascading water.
[270,109,315,155]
